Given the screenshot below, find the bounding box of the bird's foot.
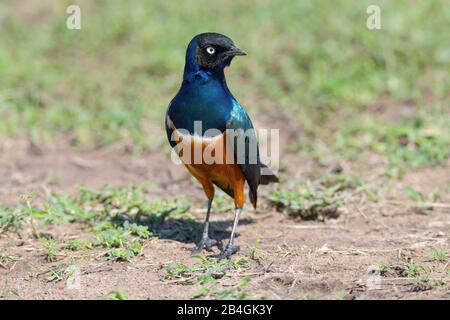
[218,243,240,259]
[192,237,220,253]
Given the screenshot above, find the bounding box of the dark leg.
[219,208,241,259]
[192,199,219,253]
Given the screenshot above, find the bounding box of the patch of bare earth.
[0,138,449,299]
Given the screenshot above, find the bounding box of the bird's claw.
[192,237,220,253]
[218,243,240,259]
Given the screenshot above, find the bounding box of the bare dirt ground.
[0,135,449,300]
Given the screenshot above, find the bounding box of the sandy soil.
[0,137,449,300]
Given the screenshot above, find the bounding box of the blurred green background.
[0,0,449,172]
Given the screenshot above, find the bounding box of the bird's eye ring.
[206,47,215,55]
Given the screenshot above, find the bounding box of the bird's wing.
[226,100,261,208]
[165,102,178,148]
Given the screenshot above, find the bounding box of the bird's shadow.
[113,208,253,245]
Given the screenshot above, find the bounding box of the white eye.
[206,47,215,55]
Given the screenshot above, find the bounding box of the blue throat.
[182,40,228,85]
[168,39,235,136]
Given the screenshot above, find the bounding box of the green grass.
[0,207,25,233]
[403,187,426,203]
[103,291,129,300]
[63,239,92,251]
[92,221,151,261]
[334,106,450,173]
[376,258,448,292]
[268,173,365,220]
[39,238,60,262]
[163,254,257,299]
[427,249,449,262]
[43,264,71,283]
[212,195,235,214]
[163,254,250,284]
[0,0,448,164]
[335,290,347,300]
[1,185,197,262]
[249,235,266,262]
[0,251,21,269]
[404,260,427,278]
[210,276,262,300]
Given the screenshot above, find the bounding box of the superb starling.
[165,33,278,258]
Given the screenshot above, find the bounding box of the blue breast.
[168,74,234,136]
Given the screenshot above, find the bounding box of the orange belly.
[172,129,246,208]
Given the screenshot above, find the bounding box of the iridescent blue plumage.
[166,33,277,202]
[167,35,238,137]
[165,33,278,258]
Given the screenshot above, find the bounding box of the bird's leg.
[219,207,241,259]
[192,199,219,253]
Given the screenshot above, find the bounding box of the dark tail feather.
[259,163,279,185]
[247,163,278,210]
[249,164,278,210]
[249,190,257,210]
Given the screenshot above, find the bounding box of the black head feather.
[193,33,246,69]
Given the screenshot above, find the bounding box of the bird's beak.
[226,46,247,57]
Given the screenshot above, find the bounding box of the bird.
[165,32,278,259]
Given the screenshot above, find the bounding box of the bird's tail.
[259,163,279,185]
[249,163,279,210]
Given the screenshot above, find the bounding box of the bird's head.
[184,33,246,74]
